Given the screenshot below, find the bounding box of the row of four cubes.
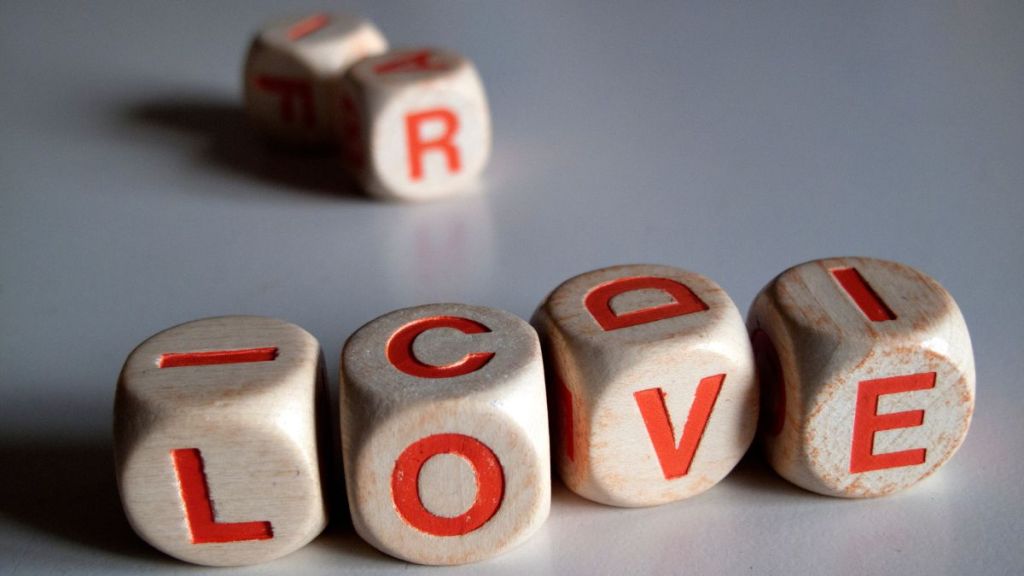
[114,258,975,566]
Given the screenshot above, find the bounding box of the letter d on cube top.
[533,264,758,507]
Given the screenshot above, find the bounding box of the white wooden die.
[532,264,758,508]
[243,12,387,147]
[339,48,491,201]
[113,316,328,566]
[747,257,975,498]
[340,304,549,565]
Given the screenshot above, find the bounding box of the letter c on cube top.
[340,303,550,565]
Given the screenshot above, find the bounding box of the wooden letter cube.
[339,48,491,201]
[340,304,549,565]
[113,316,327,566]
[532,264,758,507]
[244,12,387,147]
[747,257,975,497]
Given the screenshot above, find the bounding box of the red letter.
[391,434,504,536]
[171,448,273,544]
[584,276,708,331]
[831,267,897,322]
[751,330,786,436]
[159,347,278,368]
[405,109,461,181]
[286,13,329,40]
[373,50,446,75]
[253,76,316,128]
[386,316,494,378]
[633,374,725,479]
[850,372,935,473]
[556,374,575,462]
[338,93,366,169]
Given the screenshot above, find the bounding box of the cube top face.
[343,303,540,404]
[766,257,962,352]
[114,316,326,566]
[749,257,975,498]
[349,48,469,89]
[119,315,319,415]
[243,12,387,146]
[251,12,387,76]
[342,48,491,201]
[341,303,549,565]
[534,264,758,507]
[538,264,746,359]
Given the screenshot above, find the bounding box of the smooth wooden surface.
[113,316,328,566]
[340,48,491,201]
[340,304,549,565]
[747,257,975,497]
[243,12,387,147]
[533,264,758,507]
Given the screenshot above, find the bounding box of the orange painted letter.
[584,276,708,331]
[253,76,316,127]
[391,434,504,536]
[373,50,446,75]
[633,374,725,479]
[831,267,897,322]
[386,316,494,378]
[751,329,786,436]
[405,109,461,181]
[171,448,273,544]
[556,374,575,462]
[850,372,936,473]
[286,13,329,40]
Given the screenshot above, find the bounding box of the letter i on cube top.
[113,316,327,566]
[532,264,759,507]
[748,257,975,497]
[244,12,388,147]
[339,48,492,201]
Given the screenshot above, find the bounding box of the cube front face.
[533,264,758,507]
[341,304,549,565]
[341,49,491,201]
[748,257,975,498]
[114,316,327,566]
[243,12,387,147]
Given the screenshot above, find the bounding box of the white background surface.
[1,1,1022,574]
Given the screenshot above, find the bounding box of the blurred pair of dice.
[114,257,975,567]
[244,12,490,201]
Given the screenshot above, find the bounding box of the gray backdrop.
[1,1,1022,574]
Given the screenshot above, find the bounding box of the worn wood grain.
[114,315,328,566]
[747,257,975,497]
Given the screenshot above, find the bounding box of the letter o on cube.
[532,264,758,507]
[748,257,975,497]
[340,304,549,565]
